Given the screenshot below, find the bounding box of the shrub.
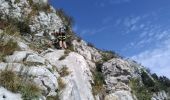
[0,20,8,29]
[3,24,20,36]
[27,0,33,5]
[67,44,74,51]
[59,51,70,60]
[64,50,71,55]
[1,17,31,35]
[56,9,74,28]
[57,77,66,90]
[31,2,52,13]
[95,61,103,72]
[46,95,59,100]
[14,0,20,4]
[0,70,41,100]
[92,70,105,95]
[141,70,155,87]
[58,55,67,61]
[101,50,121,62]
[17,20,31,34]
[20,81,41,100]
[0,70,21,92]
[0,39,19,60]
[130,78,152,100]
[76,36,82,42]
[59,66,70,77]
[87,42,94,48]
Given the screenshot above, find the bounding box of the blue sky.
[49,0,170,78]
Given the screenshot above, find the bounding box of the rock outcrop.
[0,0,170,100]
[102,58,134,100]
[151,91,168,100]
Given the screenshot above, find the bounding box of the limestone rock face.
[30,12,63,37]
[102,58,134,100]
[151,91,168,100]
[1,50,59,98]
[33,0,48,5]
[0,0,63,36]
[0,0,170,100]
[104,91,134,100]
[44,50,94,100]
[0,0,29,19]
[72,40,102,62]
[102,58,131,92]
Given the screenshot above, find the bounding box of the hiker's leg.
[63,41,67,49]
[59,41,63,48]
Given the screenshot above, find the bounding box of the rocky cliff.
[0,0,170,100]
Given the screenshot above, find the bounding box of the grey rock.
[0,87,22,100]
[44,51,94,100]
[105,91,134,100]
[72,40,102,62]
[151,91,168,100]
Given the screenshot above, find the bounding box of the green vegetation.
[29,39,51,53]
[87,42,95,48]
[151,73,170,93]
[3,23,20,36]
[76,36,82,42]
[101,50,121,62]
[31,3,52,13]
[56,9,74,29]
[0,70,41,100]
[0,39,19,61]
[130,78,152,100]
[20,81,40,100]
[0,17,31,35]
[46,95,59,100]
[0,70,21,92]
[27,0,52,17]
[130,69,170,100]
[23,61,44,66]
[17,18,31,34]
[92,70,105,95]
[14,0,20,4]
[67,43,74,51]
[92,61,105,95]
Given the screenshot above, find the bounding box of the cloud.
[80,25,112,36]
[132,39,170,78]
[109,0,131,4]
[95,0,132,7]
[102,17,113,24]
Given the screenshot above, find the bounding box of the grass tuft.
[92,71,105,95]
[0,39,19,61]
[0,70,41,100]
[0,70,21,92]
[57,77,66,90]
[59,66,70,77]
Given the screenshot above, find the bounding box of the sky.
[49,0,170,78]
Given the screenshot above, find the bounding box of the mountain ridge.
[0,0,169,100]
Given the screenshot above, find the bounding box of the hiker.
[51,26,67,49]
[58,26,67,49]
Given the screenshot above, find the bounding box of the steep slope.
[0,0,170,100]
